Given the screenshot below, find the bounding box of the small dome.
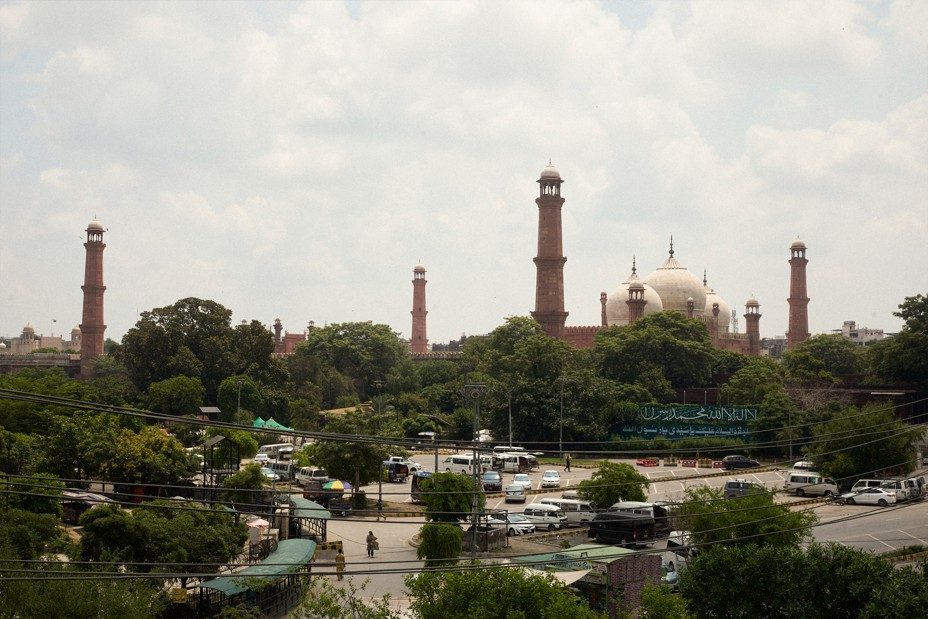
[0,342,6,348]
[746,296,760,307]
[645,246,707,315]
[605,264,664,326]
[414,264,426,272]
[790,238,806,250]
[539,163,561,180]
[23,324,34,333]
[87,219,104,232]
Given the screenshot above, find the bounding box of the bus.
[256,443,294,461]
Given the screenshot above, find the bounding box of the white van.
[609,501,672,535]
[442,454,484,475]
[783,472,838,497]
[500,454,534,473]
[539,498,596,526]
[295,467,328,486]
[257,443,294,461]
[522,503,568,531]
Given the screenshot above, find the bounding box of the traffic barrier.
[712,461,724,468]
[637,458,659,467]
[679,459,697,468]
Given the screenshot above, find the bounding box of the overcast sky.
[2,0,926,347]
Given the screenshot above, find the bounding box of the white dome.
[87,219,104,232]
[645,249,706,315]
[605,265,664,326]
[414,264,426,272]
[539,163,561,180]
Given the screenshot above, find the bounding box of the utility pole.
[507,387,513,447]
[373,379,385,521]
[558,377,564,458]
[461,383,486,559]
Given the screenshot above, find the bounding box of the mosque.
[528,162,809,354]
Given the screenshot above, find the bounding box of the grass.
[881,544,926,558]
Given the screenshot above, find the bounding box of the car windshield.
[507,485,522,492]
[514,474,529,481]
[508,514,528,522]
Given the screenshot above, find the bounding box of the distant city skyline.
[2,1,926,345]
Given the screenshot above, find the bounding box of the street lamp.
[236,378,243,420]
[557,376,565,458]
[373,379,386,521]
[460,383,487,559]
[507,387,513,447]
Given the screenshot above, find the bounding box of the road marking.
[899,529,928,545]
[867,534,896,550]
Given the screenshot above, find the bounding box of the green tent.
[263,418,292,431]
[251,417,267,428]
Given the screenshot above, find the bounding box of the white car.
[253,453,271,464]
[512,473,533,490]
[259,467,280,482]
[388,456,422,472]
[486,513,536,536]
[838,487,897,507]
[540,470,561,488]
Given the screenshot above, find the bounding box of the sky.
[1,0,926,347]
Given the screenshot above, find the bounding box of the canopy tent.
[251,417,267,428]
[262,418,292,431]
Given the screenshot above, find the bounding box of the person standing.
[335,548,346,580]
[366,531,378,558]
[565,453,571,472]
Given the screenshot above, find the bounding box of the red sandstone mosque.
[528,163,809,355]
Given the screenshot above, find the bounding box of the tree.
[869,293,928,392]
[404,565,606,619]
[577,461,649,508]
[79,501,247,585]
[786,334,864,377]
[0,508,62,560]
[809,403,919,481]
[417,523,463,567]
[419,472,484,522]
[302,412,390,485]
[222,463,267,506]
[595,312,716,388]
[0,473,63,517]
[720,358,785,405]
[143,375,205,416]
[96,425,193,486]
[640,583,692,619]
[290,576,399,619]
[673,486,816,549]
[678,543,928,619]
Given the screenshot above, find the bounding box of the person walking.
[564,453,571,472]
[366,531,378,558]
[335,548,346,580]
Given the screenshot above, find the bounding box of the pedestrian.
[335,549,345,581]
[366,530,378,558]
[565,453,571,472]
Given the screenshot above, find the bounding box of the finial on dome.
[669,235,674,257]
[631,255,637,275]
[703,269,707,287]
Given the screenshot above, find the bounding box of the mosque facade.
[530,163,789,356]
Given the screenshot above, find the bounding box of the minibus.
[538,498,596,526]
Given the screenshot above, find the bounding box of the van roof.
[525,503,563,510]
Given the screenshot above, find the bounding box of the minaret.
[531,162,568,338]
[600,292,608,327]
[745,296,761,356]
[411,264,428,353]
[626,281,647,324]
[273,318,283,343]
[79,219,106,378]
[787,238,810,349]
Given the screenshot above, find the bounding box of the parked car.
[588,512,656,547]
[724,479,766,499]
[783,472,837,497]
[792,461,816,471]
[487,513,536,536]
[253,453,271,464]
[481,470,503,491]
[838,487,897,507]
[540,470,561,488]
[522,503,567,531]
[512,473,533,490]
[721,455,760,470]
[388,455,422,472]
[295,467,329,487]
[505,484,527,503]
[259,467,280,482]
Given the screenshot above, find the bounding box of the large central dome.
[644,242,706,315]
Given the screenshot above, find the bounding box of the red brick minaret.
[600,292,608,327]
[626,281,647,324]
[79,219,106,378]
[745,296,761,356]
[410,264,428,353]
[786,238,810,349]
[531,163,568,338]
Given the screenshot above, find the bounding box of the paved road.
[809,499,928,553]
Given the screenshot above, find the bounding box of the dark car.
[588,512,656,547]
[721,455,760,470]
[481,470,503,491]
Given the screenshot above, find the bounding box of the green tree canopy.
[678,543,928,619]
[419,472,484,523]
[785,334,864,377]
[405,565,606,619]
[417,523,463,567]
[721,358,785,405]
[809,403,919,481]
[595,312,715,389]
[673,485,816,548]
[143,375,205,416]
[869,293,928,392]
[303,414,389,485]
[577,461,649,508]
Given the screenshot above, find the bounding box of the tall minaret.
[745,296,762,356]
[410,264,428,353]
[599,292,608,327]
[531,162,568,338]
[786,238,810,349]
[79,219,106,378]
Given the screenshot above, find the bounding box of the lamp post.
[236,378,243,420]
[507,387,513,447]
[461,383,487,559]
[373,379,385,521]
[557,377,565,458]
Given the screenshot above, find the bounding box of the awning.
[197,538,316,597]
[540,568,592,585]
[289,495,331,520]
